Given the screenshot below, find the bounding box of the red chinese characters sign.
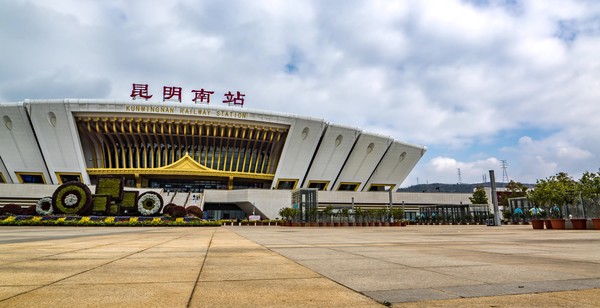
[130,83,245,107]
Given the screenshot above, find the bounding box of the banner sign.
[130,83,245,107]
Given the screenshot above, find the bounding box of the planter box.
[571,219,587,230]
[531,219,544,229]
[550,219,565,229]
[592,218,600,230]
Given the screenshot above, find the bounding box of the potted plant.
[513,207,524,224]
[308,207,318,227]
[578,171,600,230]
[353,208,363,226]
[529,206,545,229]
[502,209,512,224]
[391,207,404,226]
[341,208,350,227]
[278,207,299,227]
[366,209,376,226]
[548,205,565,229]
[323,205,334,226]
[462,213,472,225]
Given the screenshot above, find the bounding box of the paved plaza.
[0,225,599,307]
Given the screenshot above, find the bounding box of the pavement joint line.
[186,228,216,308]
[198,277,327,283]
[392,278,600,302]
[231,228,488,298]
[226,228,384,305]
[0,226,177,266]
[0,281,198,287]
[425,245,600,267]
[0,230,200,304]
[320,245,489,286]
[0,227,160,244]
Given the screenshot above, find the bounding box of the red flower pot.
[592,219,600,230]
[550,219,565,229]
[531,219,544,229]
[571,219,587,230]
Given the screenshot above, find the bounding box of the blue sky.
[1,0,599,186]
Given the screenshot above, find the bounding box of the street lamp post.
[388,189,393,223]
[580,191,587,219]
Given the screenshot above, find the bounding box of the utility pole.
[500,160,509,183]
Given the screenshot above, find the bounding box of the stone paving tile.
[440,279,600,298]
[231,225,600,304]
[320,267,480,292]
[190,278,381,308]
[392,288,600,308]
[199,259,322,281]
[0,282,195,308]
[55,264,199,285]
[0,264,91,286]
[369,255,490,268]
[110,256,203,268]
[2,225,600,307]
[364,288,459,303]
[270,247,361,261]
[429,264,585,284]
[296,256,403,272]
[0,286,41,301]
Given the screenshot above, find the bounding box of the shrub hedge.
[0,204,22,215]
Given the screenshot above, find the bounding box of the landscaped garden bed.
[0,215,221,227]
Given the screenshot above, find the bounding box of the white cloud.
[1,0,600,186]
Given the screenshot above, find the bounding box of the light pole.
[388,189,392,223]
[580,191,587,219]
[351,197,355,224]
[489,170,501,226]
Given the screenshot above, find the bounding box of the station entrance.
[203,203,246,220]
[147,178,228,192]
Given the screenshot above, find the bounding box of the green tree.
[341,208,350,223]
[323,205,334,223]
[278,207,298,222]
[354,207,363,223]
[550,172,578,210]
[390,207,405,222]
[578,171,600,212]
[469,186,489,204]
[501,180,529,208]
[527,178,552,208]
[528,172,577,219]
